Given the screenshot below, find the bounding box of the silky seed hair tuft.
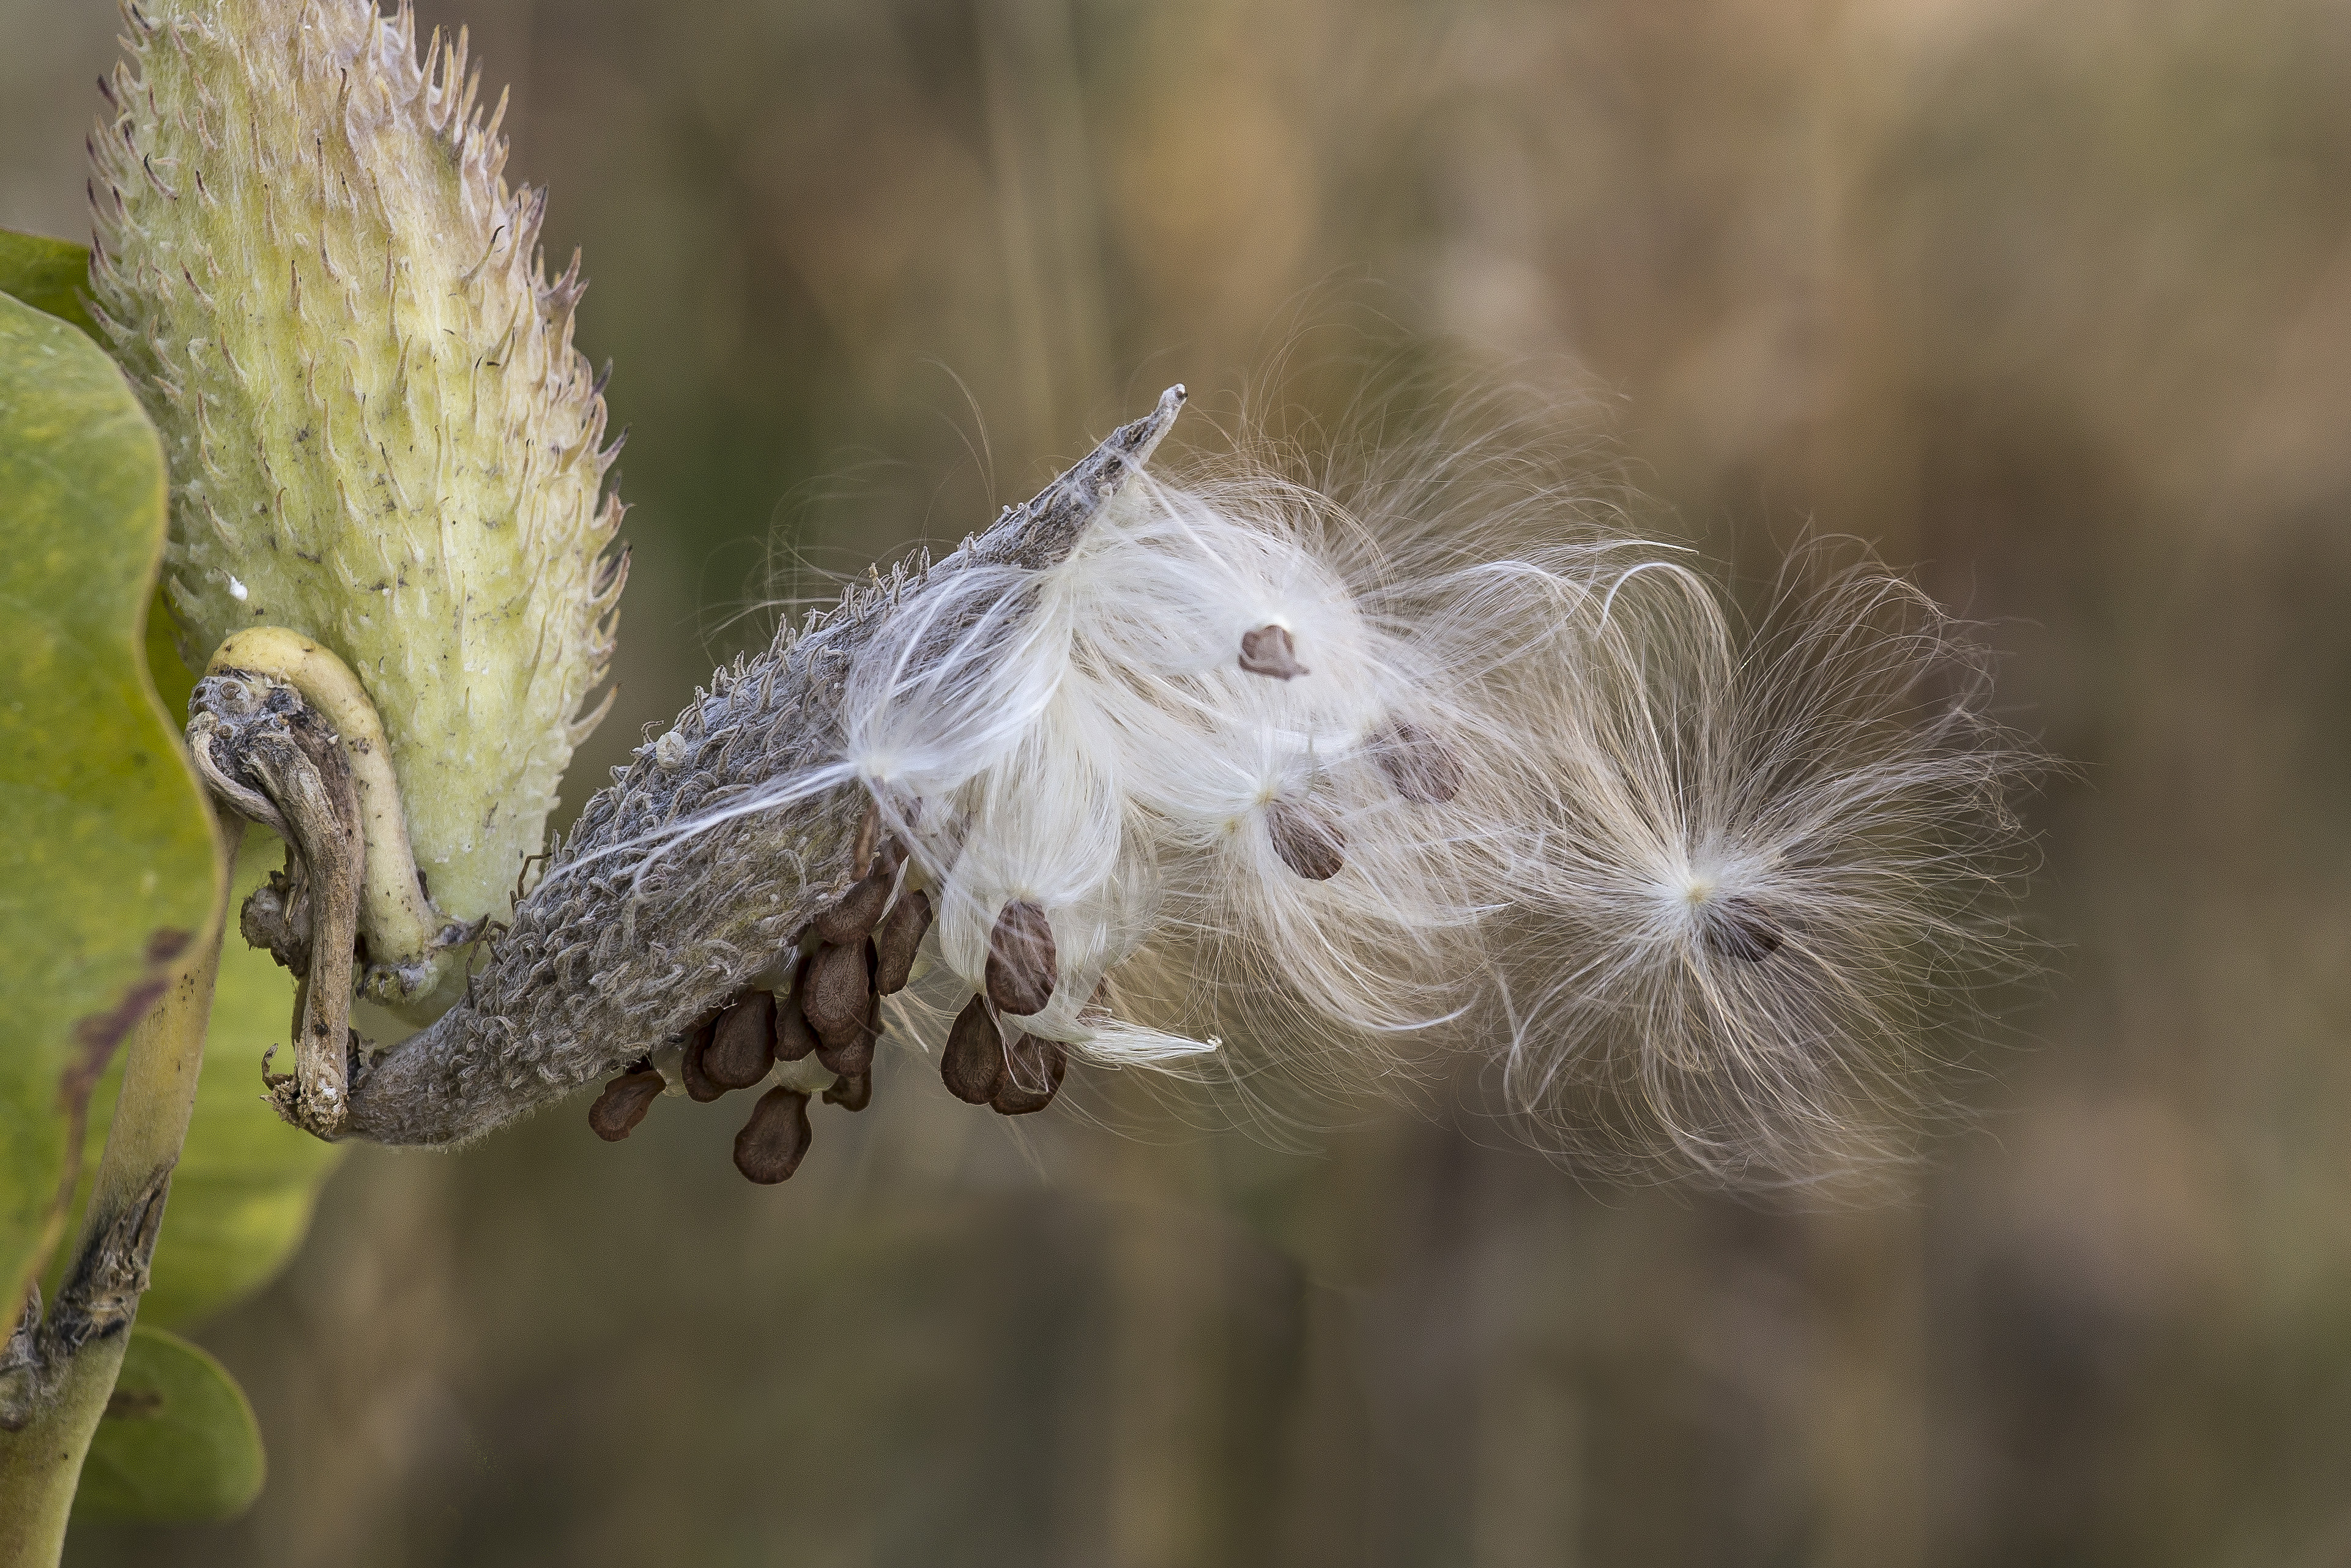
[1485,550,2041,1185]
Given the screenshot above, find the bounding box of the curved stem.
[0,821,238,1566]
[204,628,459,1008]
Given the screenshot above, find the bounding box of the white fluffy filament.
[639,436,2035,1185]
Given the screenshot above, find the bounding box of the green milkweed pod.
[89,0,626,1014]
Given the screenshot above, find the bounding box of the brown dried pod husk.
[823,1070,872,1112]
[1265,799,1346,881]
[803,940,872,1046]
[1238,623,1308,680]
[818,990,879,1077]
[680,1017,727,1102]
[775,956,820,1063]
[587,1070,665,1142]
[1702,894,1783,963]
[813,863,895,945]
[704,991,777,1090]
[733,1088,814,1184]
[942,993,1007,1105]
[990,1033,1067,1117]
[1372,718,1466,804]
[986,899,1057,1016]
[872,886,932,995]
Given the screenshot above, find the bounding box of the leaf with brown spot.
[70,1325,264,1522]
[0,287,221,1315]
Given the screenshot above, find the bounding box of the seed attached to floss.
[1373,718,1466,804]
[587,1070,665,1142]
[986,900,1058,1016]
[680,1017,727,1102]
[704,991,778,1090]
[774,956,820,1063]
[1703,894,1783,964]
[803,940,872,1046]
[942,994,1008,1105]
[872,886,932,995]
[733,1088,814,1184]
[1265,799,1347,881]
[990,1034,1067,1117]
[813,863,895,945]
[1238,623,1308,680]
[823,1071,872,1112]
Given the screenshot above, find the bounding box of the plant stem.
[0,820,237,1566]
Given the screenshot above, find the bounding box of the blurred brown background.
[10,0,2351,1561]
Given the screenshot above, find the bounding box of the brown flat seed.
[588,1070,665,1142]
[775,956,820,1062]
[1238,623,1308,680]
[850,797,880,877]
[803,940,871,1046]
[733,1088,813,1184]
[818,991,879,1077]
[705,991,777,1090]
[680,1018,727,1102]
[942,993,1007,1105]
[823,1070,872,1112]
[990,1033,1068,1117]
[1265,799,1346,880]
[986,899,1057,1016]
[1374,718,1466,804]
[1703,895,1783,963]
[872,886,932,995]
[813,864,894,945]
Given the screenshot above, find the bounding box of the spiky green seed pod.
[87,0,626,973]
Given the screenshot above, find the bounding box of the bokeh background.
[9,0,2351,1561]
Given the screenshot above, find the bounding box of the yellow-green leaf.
[0,229,98,340]
[0,289,222,1318]
[69,1325,264,1523]
[71,834,346,1328]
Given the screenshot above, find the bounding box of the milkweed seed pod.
[338,386,2034,1188]
[87,0,626,1006]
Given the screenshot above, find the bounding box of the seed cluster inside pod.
[586,809,1059,1183]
